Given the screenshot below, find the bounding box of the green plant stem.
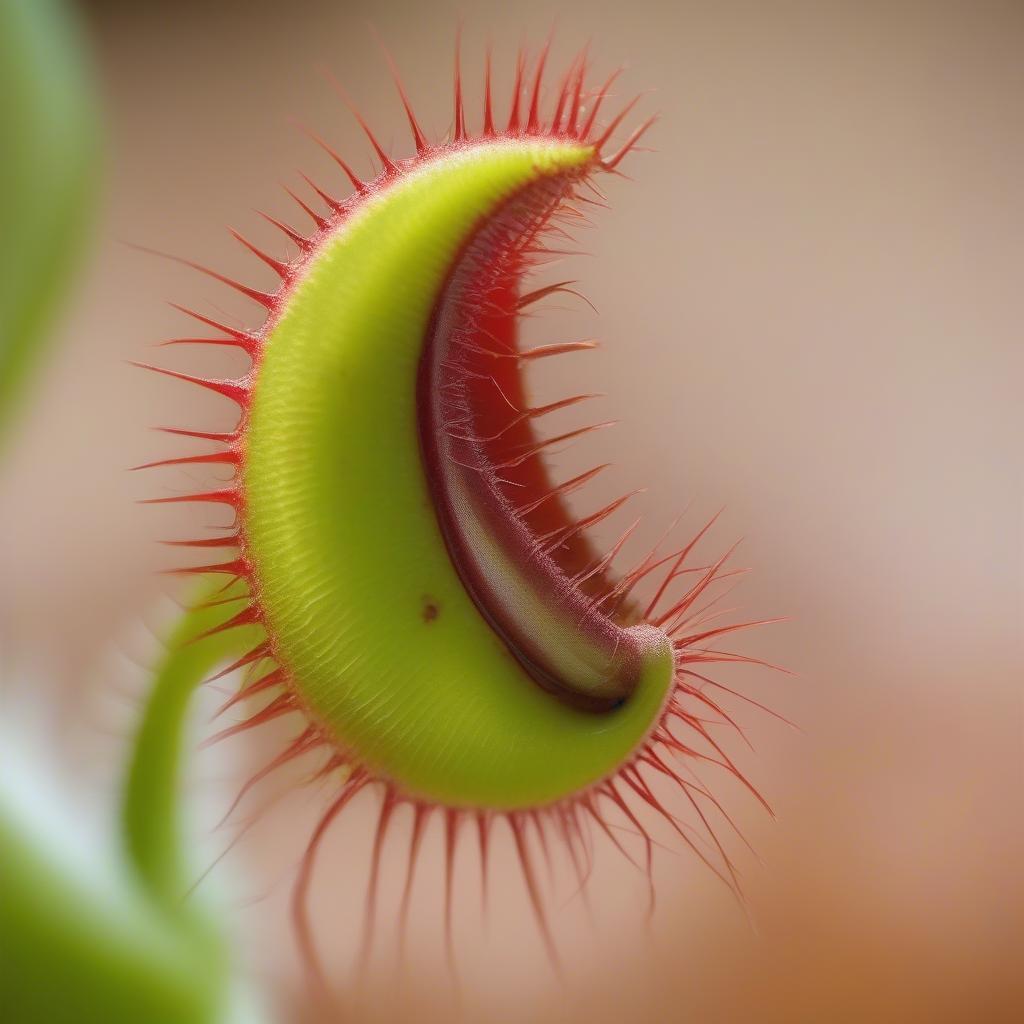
[121,579,264,911]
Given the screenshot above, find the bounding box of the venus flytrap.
[0,15,781,1012]
[137,39,779,985]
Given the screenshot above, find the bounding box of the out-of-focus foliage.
[0,4,264,1020]
[0,782,228,1024]
[0,0,99,448]
[0,581,262,1023]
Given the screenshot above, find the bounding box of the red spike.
[567,50,589,137]
[132,449,239,472]
[215,725,319,828]
[194,604,262,644]
[453,29,466,142]
[683,670,797,729]
[666,573,748,635]
[601,114,658,171]
[642,511,724,620]
[553,805,592,903]
[508,813,560,970]
[676,776,745,897]
[299,173,344,214]
[538,489,640,553]
[128,243,275,310]
[292,772,370,995]
[203,691,295,747]
[653,542,741,629]
[608,529,689,609]
[568,804,596,897]
[475,811,492,912]
[621,763,736,893]
[515,339,599,360]
[256,209,313,251]
[579,68,622,140]
[213,667,286,719]
[321,69,398,174]
[507,48,527,133]
[579,792,642,871]
[573,517,641,592]
[519,242,589,261]
[154,426,239,444]
[359,789,397,971]
[282,185,328,231]
[528,810,556,885]
[449,392,600,444]
[602,778,656,915]
[160,534,239,549]
[207,642,272,684]
[668,712,774,818]
[516,464,610,516]
[398,803,429,955]
[550,52,581,134]
[482,45,496,136]
[166,302,257,348]
[529,393,602,419]
[131,362,249,407]
[229,228,289,278]
[610,508,692,590]
[157,336,252,355]
[526,37,552,133]
[308,752,347,784]
[517,280,596,313]
[295,122,367,194]
[139,487,239,508]
[592,93,643,152]
[655,558,735,631]
[668,682,754,749]
[495,421,615,470]
[378,43,429,155]
[674,617,785,649]
[443,808,461,975]
[681,649,793,676]
[577,192,606,211]
[163,557,248,578]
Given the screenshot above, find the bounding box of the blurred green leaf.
[0,0,100,449]
[0,5,269,1018]
[0,781,225,1024]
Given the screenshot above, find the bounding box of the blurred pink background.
[1,1,1021,1021]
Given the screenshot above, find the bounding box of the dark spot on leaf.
[422,599,440,623]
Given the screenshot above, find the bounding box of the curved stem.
[121,578,264,912]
